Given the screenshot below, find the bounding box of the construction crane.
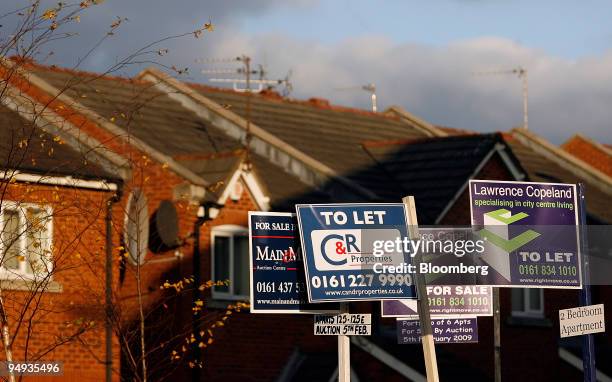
[473,67,528,130]
[334,83,378,112]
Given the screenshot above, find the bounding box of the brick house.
[3,59,611,381]
[0,101,122,381]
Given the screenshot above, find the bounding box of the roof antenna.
[196,56,295,169]
[472,67,528,130]
[334,83,377,112]
[199,56,290,94]
[197,55,260,169]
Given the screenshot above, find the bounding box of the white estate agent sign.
[559,304,605,338]
[314,314,372,336]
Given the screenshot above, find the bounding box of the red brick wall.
[0,182,120,381]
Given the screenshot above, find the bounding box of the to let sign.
[296,203,417,302]
[559,304,605,338]
[469,180,581,288]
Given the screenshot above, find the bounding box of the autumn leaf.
[204,21,214,32]
[42,9,57,20]
[110,17,122,29]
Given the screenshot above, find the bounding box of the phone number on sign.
[310,274,412,289]
[518,264,577,276]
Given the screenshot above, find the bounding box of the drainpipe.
[106,187,122,382]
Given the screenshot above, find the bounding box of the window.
[211,225,249,300]
[0,202,53,279]
[511,288,544,317]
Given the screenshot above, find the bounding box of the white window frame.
[211,224,249,300]
[0,201,53,280]
[511,288,544,318]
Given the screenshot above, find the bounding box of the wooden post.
[338,302,350,382]
[493,288,501,382]
[403,196,439,382]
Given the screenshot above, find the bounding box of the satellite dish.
[149,200,180,253]
[124,189,149,266]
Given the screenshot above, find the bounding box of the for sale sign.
[397,317,479,344]
[296,203,417,302]
[469,180,581,288]
[249,212,339,313]
[382,285,492,318]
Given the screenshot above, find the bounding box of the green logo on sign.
[478,209,540,252]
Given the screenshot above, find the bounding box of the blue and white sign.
[249,212,339,313]
[296,203,417,302]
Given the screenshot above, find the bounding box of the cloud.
[196,33,612,144]
[1,1,609,144]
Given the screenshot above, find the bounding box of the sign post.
[577,184,596,382]
[403,196,439,382]
[493,288,501,382]
[338,303,350,382]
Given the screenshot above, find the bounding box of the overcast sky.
[4,0,612,143]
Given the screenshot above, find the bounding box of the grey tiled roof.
[0,105,118,181]
[346,133,505,223]
[507,138,612,223]
[188,85,425,176]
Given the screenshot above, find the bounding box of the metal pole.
[244,55,252,169]
[521,69,528,130]
[577,183,596,382]
[403,196,439,382]
[338,302,350,382]
[493,288,501,382]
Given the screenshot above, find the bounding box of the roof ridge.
[511,128,612,194]
[183,79,398,119]
[563,133,612,158]
[383,105,448,137]
[361,132,500,148]
[10,57,151,86]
